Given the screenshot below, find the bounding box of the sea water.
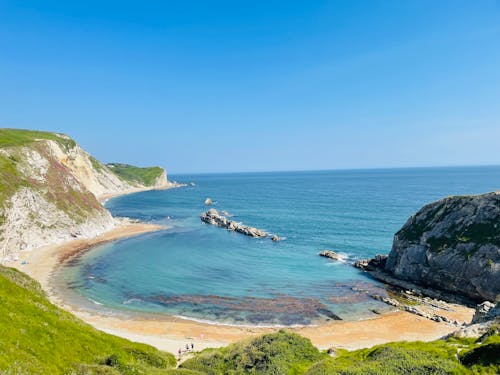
[58,167,500,326]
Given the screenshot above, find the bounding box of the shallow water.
[58,166,500,326]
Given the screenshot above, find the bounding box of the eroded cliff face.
[45,137,133,197]
[385,192,500,302]
[0,131,168,263]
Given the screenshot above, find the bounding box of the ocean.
[57,166,500,326]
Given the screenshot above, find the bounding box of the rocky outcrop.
[356,193,500,303]
[448,302,499,339]
[354,255,387,271]
[384,193,500,302]
[204,198,213,206]
[200,209,269,238]
[319,250,342,261]
[0,129,171,263]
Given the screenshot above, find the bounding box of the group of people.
[178,342,194,359]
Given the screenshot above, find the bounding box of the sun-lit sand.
[7,217,474,356]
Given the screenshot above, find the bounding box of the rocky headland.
[354,192,500,333]
[0,128,174,264]
[356,192,499,303]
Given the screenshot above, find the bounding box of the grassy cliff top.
[0,128,76,150]
[107,163,165,187]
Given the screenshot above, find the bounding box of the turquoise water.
[60,167,500,326]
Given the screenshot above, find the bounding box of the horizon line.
[168,163,500,177]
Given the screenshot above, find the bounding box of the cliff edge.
[0,128,170,263]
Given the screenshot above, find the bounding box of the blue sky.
[1,1,499,174]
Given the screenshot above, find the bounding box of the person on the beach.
[186,344,189,351]
[191,342,194,350]
[178,348,182,359]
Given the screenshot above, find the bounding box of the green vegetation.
[0,153,26,209]
[305,341,465,374]
[180,331,325,374]
[107,163,164,187]
[0,128,76,150]
[181,332,499,375]
[0,265,176,375]
[397,195,500,256]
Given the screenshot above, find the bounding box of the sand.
[6,217,475,356]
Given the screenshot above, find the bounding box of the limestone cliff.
[384,192,500,302]
[0,129,169,263]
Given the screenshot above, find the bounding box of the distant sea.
[57,166,500,326]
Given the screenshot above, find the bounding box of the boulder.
[319,250,342,260]
[204,198,213,205]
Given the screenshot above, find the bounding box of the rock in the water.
[271,235,280,242]
[204,197,213,205]
[319,250,342,260]
[384,192,500,302]
[200,209,268,238]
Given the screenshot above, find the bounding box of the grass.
[107,163,164,187]
[180,330,325,375]
[0,265,176,375]
[0,128,76,150]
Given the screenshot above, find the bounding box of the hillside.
[0,264,177,374]
[107,163,167,187]
[0,128,169,264]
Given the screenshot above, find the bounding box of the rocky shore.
[200,209,269,238]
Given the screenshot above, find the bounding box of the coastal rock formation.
[319,250,342,261]
[356,193,500,302]
[204,198,213,205]
[385,193,500,302]
[354,255,387,271]
[0,129,171,263]
[200,209,268,238]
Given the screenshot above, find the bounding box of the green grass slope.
[0,128,76,150]
[106,163,164,187]
[0,265,176,375]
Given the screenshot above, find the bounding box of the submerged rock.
[271,235,281,242]
[200,209,268,238]
[204,197,213,205]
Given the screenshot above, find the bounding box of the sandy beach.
[6,218,475,356]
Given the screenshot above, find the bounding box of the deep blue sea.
[58,166,500,326]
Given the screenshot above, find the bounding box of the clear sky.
[1,1,499,174]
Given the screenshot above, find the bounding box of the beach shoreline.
[97,181,186,203]
[5,187,475,356]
